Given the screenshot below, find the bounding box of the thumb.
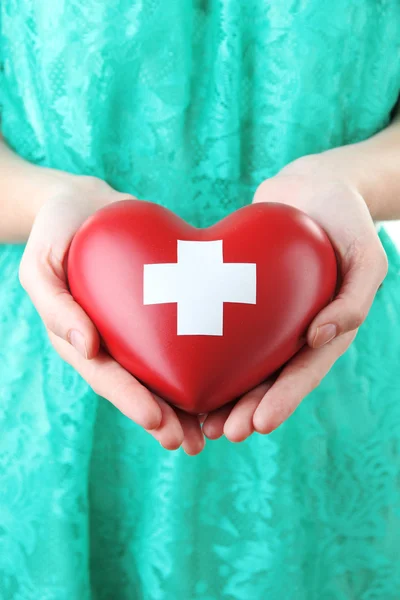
[19,193,104,359]
[19,245,100,359]
[307,242,388,348]
[18,187,130,358]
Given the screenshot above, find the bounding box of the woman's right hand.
[19,176,205,455]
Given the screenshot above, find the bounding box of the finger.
[253,330,356,434]
[48,331,164,432]
[19,192,133,359]
[149,395,185,450]
[224,381,273,442]
[308,241,388,348]
[202,402,235,439]
[20,247,100,359]
[176,409,206,455]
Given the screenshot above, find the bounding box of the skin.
[203,108,400,441]
[203,177,383,440]
[1,105,400,454]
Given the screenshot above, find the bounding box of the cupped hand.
[19,177,205,455]
[202,158,388,442]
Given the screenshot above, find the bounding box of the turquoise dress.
[1,2,400,599]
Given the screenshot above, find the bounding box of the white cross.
[143,240,257,336]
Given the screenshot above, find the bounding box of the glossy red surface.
[67,200,337,414]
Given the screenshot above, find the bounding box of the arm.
[203,101,400,442]
[282,104,400,221]
[0,133,83,242]
[0,132,204,454]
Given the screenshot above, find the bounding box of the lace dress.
[1,2,400,599]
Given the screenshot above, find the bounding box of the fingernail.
[68,329,88,359]
[313,324,337,348]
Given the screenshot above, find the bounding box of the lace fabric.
[1,2,400,599]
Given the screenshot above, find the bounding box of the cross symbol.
[143,240,257,336]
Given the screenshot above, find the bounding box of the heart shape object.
[68,200,337,414]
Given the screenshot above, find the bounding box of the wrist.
[28,170,106,217]
[13,166,114,242]
[280,144,383,220]
[0,134,128,242]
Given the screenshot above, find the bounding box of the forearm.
[2,100,400,243]
[0,134,79,242]
[284,106,400,221]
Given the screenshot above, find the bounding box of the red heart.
[67,200,337,414]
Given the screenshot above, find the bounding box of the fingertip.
[223,418,239,441]
[202,403,234,440]
[253,409,276,435]
[160,435,184,451]
[223,387,268,442]
[202,421,224,440]
[203,432,222,441]
[161,425,185,450]
[183,437,206,456]
[224,433,244,443]
[224,422,253,443]
[150,399,185,448]
[142,404,164,431]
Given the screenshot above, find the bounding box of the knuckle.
[76,176,113,201]
[80,175,106,192]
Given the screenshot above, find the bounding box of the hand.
[202,157,388,442]
[19,176,205,455]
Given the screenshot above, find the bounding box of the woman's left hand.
[202,156,388,442]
